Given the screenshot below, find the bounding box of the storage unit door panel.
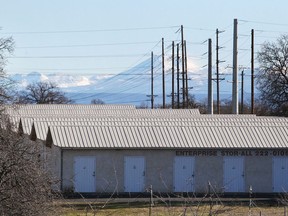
[223,157,244,192]
[74,156,96,192]
[124,156,145,192]
[174,156,195,192]
[273,157,288,192]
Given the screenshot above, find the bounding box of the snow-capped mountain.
[10,56,255,106]
[11,71,109,88]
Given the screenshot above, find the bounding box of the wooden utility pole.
[232,18,238,114]
[162,38,165,108]
[172,41,175,109]
[184,40,189,107]
[151,51,154,109]
[177,43,180,109]
[241,70,244,114]
[181,25,185,108]
[251,29,255,114]
[208,38,213,114]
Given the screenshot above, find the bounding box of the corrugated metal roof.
[31,119,288,141]
[7,108,200,117]
[8,108,200,132]
[15,114,288,134]
[21,115,288,124]
[47,125,288,149]
[5,104,287,150]
[6,104,136,110]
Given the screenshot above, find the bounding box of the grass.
[56,198,288,216]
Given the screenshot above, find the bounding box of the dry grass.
[57,199,288,216]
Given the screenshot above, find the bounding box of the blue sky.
[1,0,287,77]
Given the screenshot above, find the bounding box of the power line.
[16,41,161,49]
[239,19,288,27]
[8,54,147,59]
[9,66,150,72]
[9,72,152,75]
[255,29,288,34]
[1,26,179,35]
[124,40,162,72]
[70,65,160,100]
[185,27,215,32]
[71,67,163,101]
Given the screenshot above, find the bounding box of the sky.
[1,0,287,75]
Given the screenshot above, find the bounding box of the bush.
[0,114,56,215]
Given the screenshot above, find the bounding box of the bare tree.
[137,101,149,109]
[0,116,56,215]
[18,82,73,104]
[0,35,57,214]
[91,98,105,104]
[0,36,15,103]
[257,35,288,116]
[0,36,14,74]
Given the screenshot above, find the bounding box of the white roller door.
[74,156,96,192]
[174,156,195,192]
[223,157,244,192]
[124,156,145,192]
[273,157,288,192]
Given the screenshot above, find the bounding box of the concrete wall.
[245,157,272,193]
[59,149,275,193]
[194,156,223,193]
[62,149,176,193]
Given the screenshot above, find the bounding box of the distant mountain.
[10,71,107,88]
[10,57,257,106]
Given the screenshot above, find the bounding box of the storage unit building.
[7,104,288,194]
[43,122,288,194]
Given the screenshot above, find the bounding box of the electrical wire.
[8,54,147,59]
[239,19,288,27]
[70,65,155,100]
[16,41,161,49]
[9,66,150,72]
[1,26,179,35]
[82,39,173,98]
[71,66,163,101]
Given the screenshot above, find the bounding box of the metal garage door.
[273,157,288,192]
[74,156,96,192]
[223,157,244,192]
[174,156,195,192]
[124,156,145,192]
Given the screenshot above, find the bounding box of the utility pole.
[232,18,238,114]
[251,29,255,114]
[177,43,180,109]
[215,29,225,114]
[181,25,185,108]
[151,51,154,109]
[184,40,189,107]
[208,38,213,114]
[216,29,220,114]
[241,70,244,114]
[162,38,165,108]
[172,41,175,109]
